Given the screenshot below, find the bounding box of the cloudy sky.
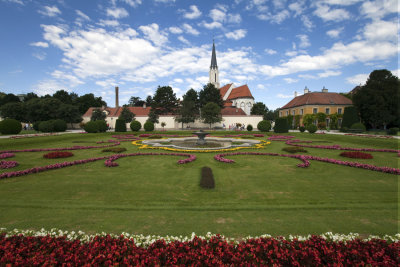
[0,0,398,109]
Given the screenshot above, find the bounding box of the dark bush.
[0,119,22,134]
[115,119,126,132]
[299,126,306,132]
[102,147,127,153]
[38,121,55,133]
[257,120,271,132]
[84,121,99,133]
[341,106,359,130]
[282,147,308,153]
[387,127,399,135]
[130,120,141,131]
[274,118,289,133]
[307,124,317,133]
[95,120,108,132]
[351,122,366,132]
[144,121,154,131]
[200,166,215,189]
[246,124,253,131]
[53,119,67,132]
[33,121,41,131]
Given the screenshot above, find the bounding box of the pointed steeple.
[210,40,218,69]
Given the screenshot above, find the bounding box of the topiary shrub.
[350,122,366,132]
[95,120,108,132]
[53,119,67,132]
[130,120,141,131]
[387,127,399,135]
[144,121,154,131]
[0,119,22,134]
[257,120,271,132]
[115,119,126,132]
[341,106,359,130]
[299,126,306,132]
[200,166,215,189]
[247,124,253,131]
[102,147,127,153]
[282,147,308,153]
[84,121,99,133]
[274,118,289,133]
[307,124,317,133]
[33,121,41,131]
[38,120,55,133]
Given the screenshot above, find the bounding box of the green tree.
[145,95,153,106]
[0,93,20,106]
[152,86,178,115]
[316,112,327,123]
[264,109,278,121]
[302,114,315,127]
[199,83,224,109]
[329,113,338,129]
[91,108,106,121]
[56,104,82,127]
[53,90,74,105]
[201,102,222,128]
[251,102,267,116]
[0,102,26,121]
[175,100,197,129]
[341,106,359,129]
[128,96,145,107]
[183,88,199,109]
[118,107,135,123]
[147,109,159,124]
[23,92,39,102]
[353,69,400,129]
[24,98,63,122]
[76,93,106,115]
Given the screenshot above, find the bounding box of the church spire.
[209,40,220,88]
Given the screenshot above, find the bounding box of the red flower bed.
[43,151,74,159]
[0,234,398,266]
[340,151,373,159]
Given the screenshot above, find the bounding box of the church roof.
[280,92,353,109]
[226,84,254,100]
[210,41,218,69]
[219,83,233,99]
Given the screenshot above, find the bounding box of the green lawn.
[0,131,398,237]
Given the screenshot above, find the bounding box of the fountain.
[193,130,210,145]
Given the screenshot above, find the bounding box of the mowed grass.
[0,131,398,237]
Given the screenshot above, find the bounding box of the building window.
[313,108,318,114]
[338,108,342,114]
[286,111,288,116]
[300,109,303,115]
[280,112,282,117]
[292,110,295,115]
[325,108,330,115]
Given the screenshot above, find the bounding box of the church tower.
[209,40,220,88]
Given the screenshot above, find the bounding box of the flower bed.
[104,152,196,167]
[10,133,60,139]
[0,229,398,266]
[0,153,14,159]
[0,160,18,169]
[214,152,400,175]
[43,151,74,159]
[268,135,295,141]
[340,151,373,159]
[344,133,394,139]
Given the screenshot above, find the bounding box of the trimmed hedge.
[274,118,289,133]
[200,166,215,189]
[257,120,271,132]
[95,120,108,133]
[33,121,41,131]
[307,124,317,133]
[350,122,366,132]
[130,120,141,131]
[53,119,67,132]
[0,119,22,134]
[84,121,99,133]
[115,119,126,132]
[38,121,55,133]
[387,127,399,135]
[246,124,253,131]
[144,121,154,132]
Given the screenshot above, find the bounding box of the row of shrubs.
[83,119,155,133]
[0,119,69,134]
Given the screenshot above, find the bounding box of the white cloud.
[33,52,46,60]
[267,10,290,24]
[182,5,202,19]
[76,10,90,21]
[346,73,369,85]
[360,0,398,19]
[30,41,49,48]
[326,27,343,38]
[228,14,242,24]
[200,21,223,29]
[38,6,61,17]
[313,4,350,21]
[3,0,24,4]
[169,27,183,34]
[284,78,298,84]
[318,70,341,78]
[154,0,175,3]
[209,8,226,22]
[139,23,168,46]
[107,7,129,19]
[182,23,199,35]
[98,19,120,27]
[225,29,247,40]
[297,34,310,48]
[265,48,277,55]
[173,78,183,83]
[95,78,118,88]
[51,70,84,87]
[319,0,362,5]
[177,36,190,45]
[363,19,398,42]
[33,80,66,96]
[301,15,314,31]
[120,0,142,7]
[289,1,306,17]
[277,93,293,98]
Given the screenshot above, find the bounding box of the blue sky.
[0,0,398,110]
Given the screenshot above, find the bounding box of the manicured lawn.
[0,131,398,237]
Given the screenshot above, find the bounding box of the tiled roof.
[227,84,254,100]
[221,106,246,115]
[82,107,117,117]
[281,92,353,109]
[83,106,151,117]
[219,83,232,98]
[224,101,233,107]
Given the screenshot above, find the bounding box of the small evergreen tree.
[118,107,135,123]
[115,119,127,132]
[274,118,289,133]
[341,106,359,129]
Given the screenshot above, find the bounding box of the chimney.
[322,86,328,93]
[115,86,119,108]
[294,91,298,97]
[304,86,309,94]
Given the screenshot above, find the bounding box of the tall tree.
[145,95,153,106]
[264,109,278,121]
[251,102,268,116]
[76,93,106,115]
[151,86,178,115]
[183,88,199,109]
[198,83,224,109]
[0,102,26,121]
[23,92,39,102]
[57,104,82,127]
[147,109,159,124]
[53,90,74,105]
[353,69,400,129]
[0,93,20,106]
[24,98,64,122]
[175,100,197,129]
[201,102,222,128]
[118,106,135,123]
[128,96,145,107]
[91,108,106,121]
